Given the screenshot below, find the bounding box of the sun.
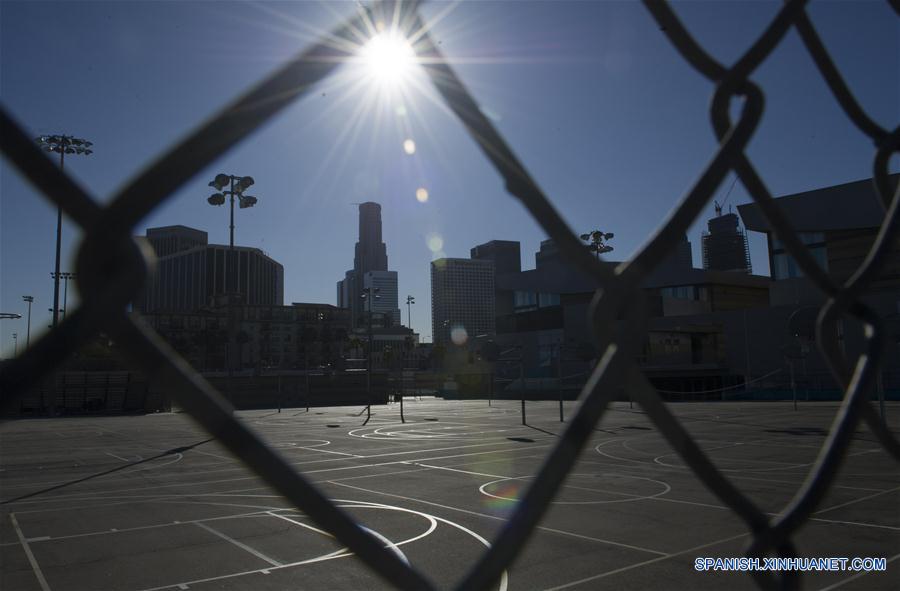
[360,30,415,86]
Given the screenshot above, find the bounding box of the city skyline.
[1,1,898,355]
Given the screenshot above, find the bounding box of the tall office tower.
[659,233,693,271]
[431,258,495,345]
[363,270,400,327]
[337,202,396,328]
[534,239,563,269]
[702,212,752,273]
[471,240,521,316]
[354,202,388,274]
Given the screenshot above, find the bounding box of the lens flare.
[482,481,521,515]
[416,187,429,203]
[403,139,416,154]
[427,233,443,252]
[450,326,468,346]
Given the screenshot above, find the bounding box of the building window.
[514,291,537,310]
[538,293,560,307]
[771,244,827,280]
[661,286,696,300]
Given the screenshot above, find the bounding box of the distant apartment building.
[137,225,284,313]
[430,258,495,345]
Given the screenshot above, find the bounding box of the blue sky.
[1,0,897,354]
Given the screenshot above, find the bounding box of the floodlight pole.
[35,135,92,328]
[22,295,33,348]
[406,294,415,328]
[51,272,75,320]
[206,173,259,410]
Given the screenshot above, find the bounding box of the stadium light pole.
[22,296,33,347]
[579,230,615,260]
[207,173,259,251]
[35,135,92,328]
[207,173,259,401]
[406,294,415,328]
[51,272,75,320]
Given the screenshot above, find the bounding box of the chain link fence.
[2,1,898,589]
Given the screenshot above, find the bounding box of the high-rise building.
[471,240,520,317]
[431,258,495,345]
[471,240,521,274]
[354,202,388,274]
[702,212,751,273]
[337,202,399,328]
[136,226,283,312]
[363,270,400,327]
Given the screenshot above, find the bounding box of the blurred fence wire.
[1,0,898,589]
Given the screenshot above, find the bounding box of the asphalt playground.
[1,398,898,590]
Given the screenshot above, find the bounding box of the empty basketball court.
[1,399,897,590]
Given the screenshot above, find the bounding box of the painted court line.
[328,480,667,557]
[195,521,282,567]
[543,531,751,591]
[11,513,51,591]
[268,511,333,538]
[815,485,900,515]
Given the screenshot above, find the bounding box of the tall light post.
[22,295,33,347]
[51,272,75,320]
[579,230,615,259]
[207,173,260,400]
[406,294,415,328]
[207,173,259,251]
[12,333,17,356]
[361,286,380,421]
[35,135,92,328]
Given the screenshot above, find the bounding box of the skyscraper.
[337,202,397,328]
[431,258,495,345]
[354,202,388,274]
[702,212,752,273]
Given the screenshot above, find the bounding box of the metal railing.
[1,1,898,589]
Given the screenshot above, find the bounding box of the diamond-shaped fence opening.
[1,1,898,590]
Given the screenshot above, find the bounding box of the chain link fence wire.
[2,1,899,589]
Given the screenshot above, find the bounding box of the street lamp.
[22,295,33,348]
[406,294,415,328]
[51,272,76,320]
[35,134,92,328]
[361,286,380,422]
[579,230,615,259]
